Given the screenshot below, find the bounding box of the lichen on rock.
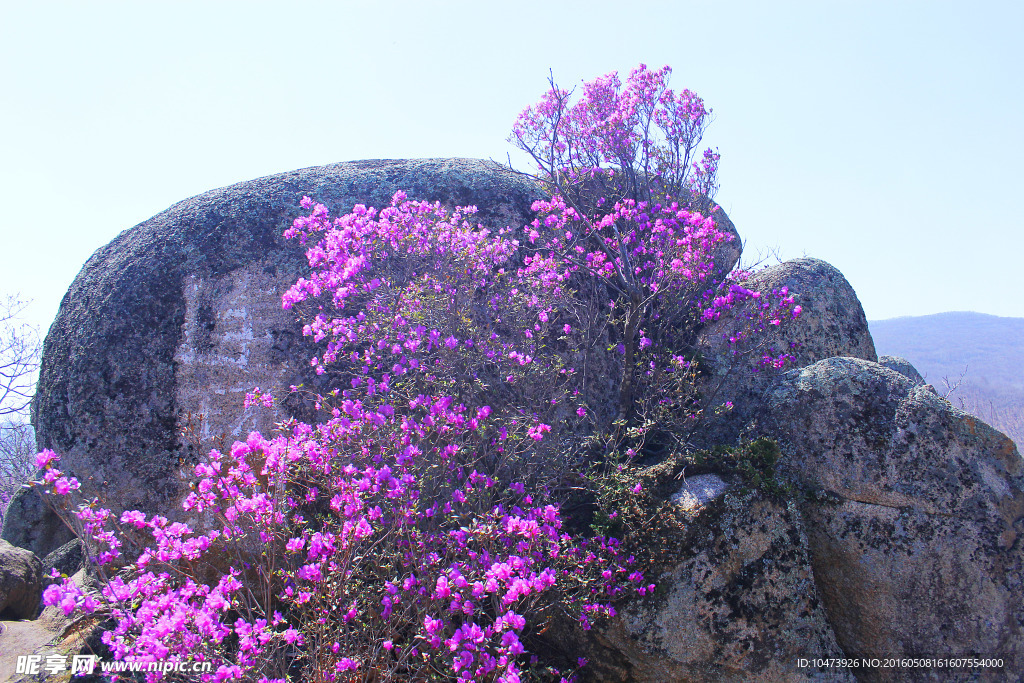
[765,357,1024,678]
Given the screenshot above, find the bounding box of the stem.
[617,296,643,425]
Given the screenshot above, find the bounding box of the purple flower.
[34,449,59,469]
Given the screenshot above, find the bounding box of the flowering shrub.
[37,409,636,681]
[510,64,798,439]
[510,64,717,209]
[39,64,798,682]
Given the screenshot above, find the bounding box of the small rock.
[669,474,730,512]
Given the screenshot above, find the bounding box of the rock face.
[695,257,877,447]
[877,354,925,385]
[765,357,1024,679]
[0,487,75,559]
[567,487,852,682]
[27,159,545,556]
[0,539,42,620]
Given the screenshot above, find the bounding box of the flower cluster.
[700,280,802,370]
[38,393,637,681]
[511,63,717,208]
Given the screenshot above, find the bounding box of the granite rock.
[0,538,42,620]
[765,357,1024,680]
[28,159,545,556]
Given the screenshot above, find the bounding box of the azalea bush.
[39,64,799,682]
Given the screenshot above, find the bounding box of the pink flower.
[53,477,79,495]
[336,658,359,672]
[120,510,148,527]
[424,615,443,634]
[527,423,552,441]
[34,449,59,469]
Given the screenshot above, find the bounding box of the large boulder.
[0,487,74,558]
[0,538,42,620]
[738,258,876,366]
[694,257,876,447]
[27,159,546,555]
[566,485,852,682]
[764,357,1024,679]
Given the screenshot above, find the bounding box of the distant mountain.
[869,312,1024,448]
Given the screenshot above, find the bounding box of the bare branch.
[0,294,40,419]
[941,365,969,399]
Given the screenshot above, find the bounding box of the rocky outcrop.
[764,357,1024,679]
[17,159,1024,680]
[577,353,1024,680]
[695,257,876,447]
[878,354,925,385]
[0,539,42,620]
[25,159,546,556]
[567,486,851,682]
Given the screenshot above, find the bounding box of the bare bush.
[0,294,40,524]
[0,419,36,522]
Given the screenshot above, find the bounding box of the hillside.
[869,312,1024,447]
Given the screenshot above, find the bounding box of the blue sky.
[2,0,1022,337]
